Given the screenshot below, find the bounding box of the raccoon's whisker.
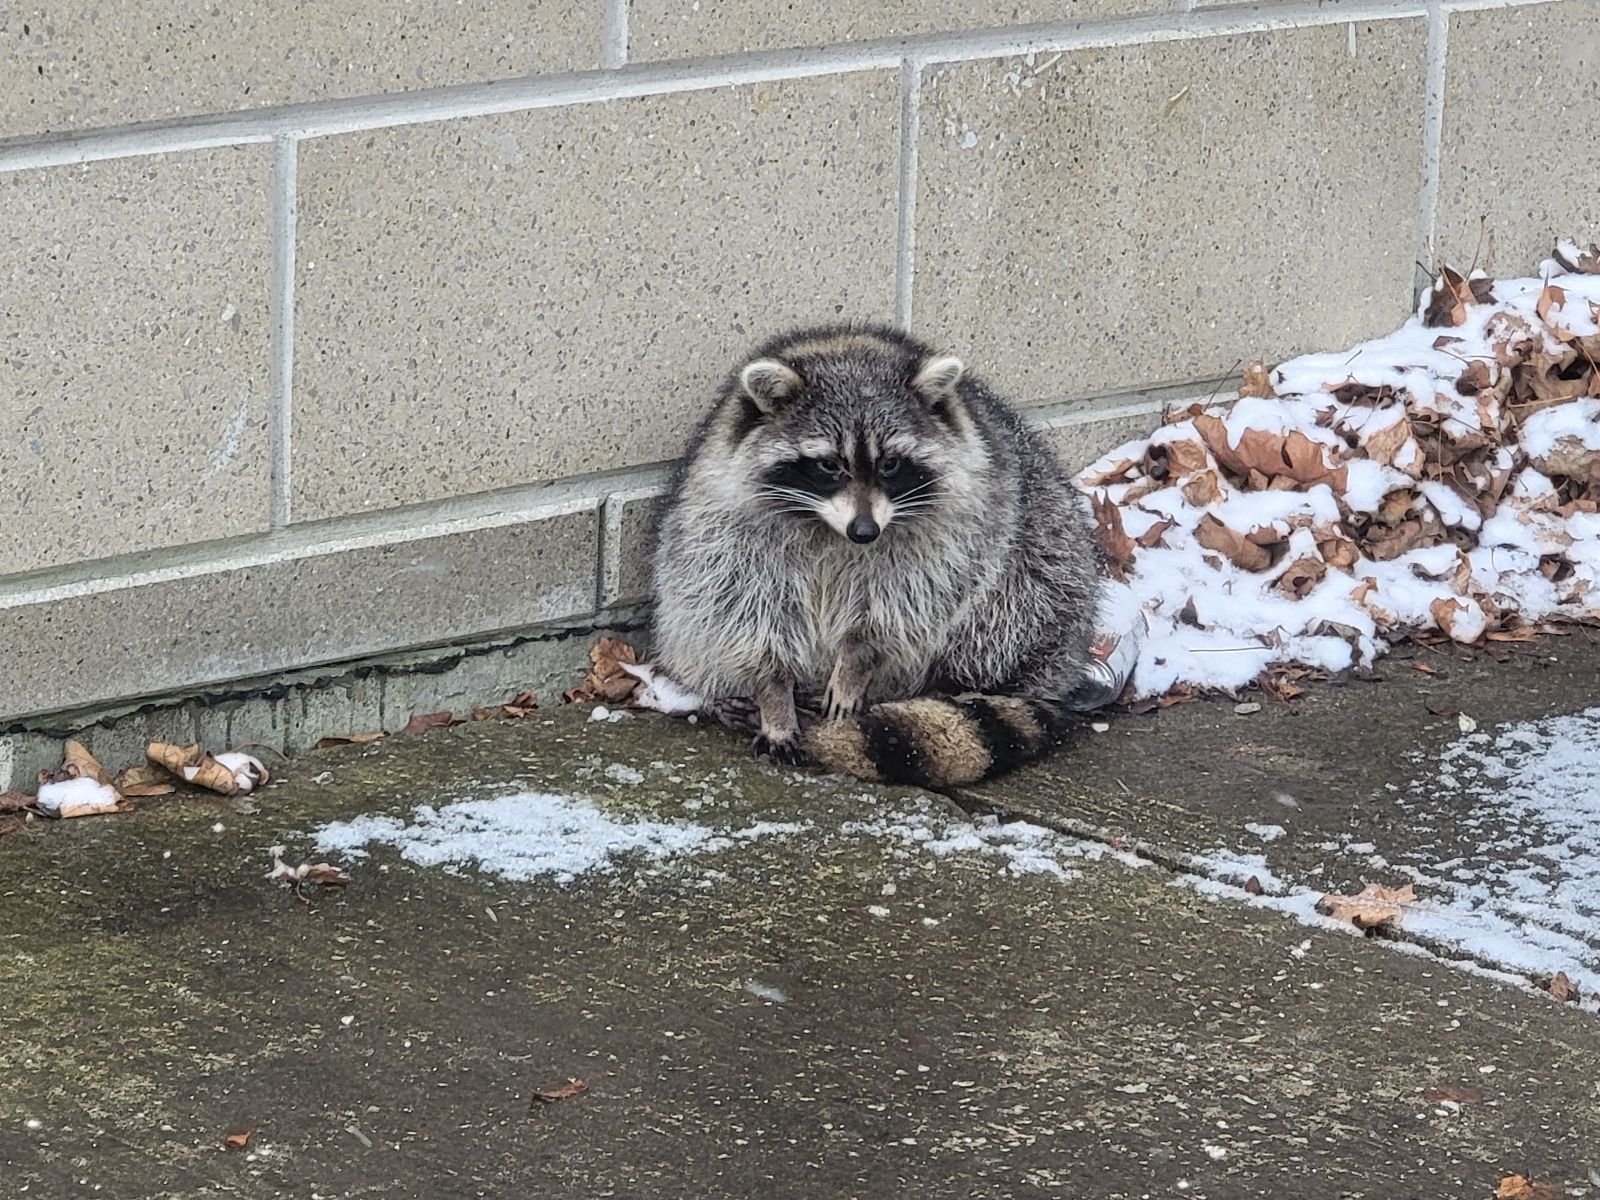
[890,481,947,505]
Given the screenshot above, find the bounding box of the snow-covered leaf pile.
[1081,245,1600,698]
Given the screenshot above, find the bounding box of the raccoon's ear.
[912,355,965,406]
[739,359,804,413]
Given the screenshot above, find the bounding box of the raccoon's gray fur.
[647,324,1102,788]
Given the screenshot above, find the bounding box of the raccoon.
[647,324,1102,789]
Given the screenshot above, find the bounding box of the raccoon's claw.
[822,694,864,723]
[752,733,804,766]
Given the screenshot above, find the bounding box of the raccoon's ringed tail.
[802,694,1076,788]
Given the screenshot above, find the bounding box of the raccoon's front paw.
[752,732,804,766]
[822,689,865,723]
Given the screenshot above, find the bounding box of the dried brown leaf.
[1535,280,1567,326]
[1362,417,1419,475]
[1080,456,1139,487]
[1421,1083,1483,1104]
[1135,516,1178,550]
[1430,597,1474,641]
[63,739,111,786]
[315,732,388,749]
[223,1128,253,1150]
[1498,1176,1560,1200]
[1239,361,1275,398]
[1257,670,1306,703]
[1275,556,1327,600]
[1090,493,1136,581]
[269,855,351,892]
[1423,265,1473,328]
[1314,882,1416,930]
[1194,514,1272,571]
[1193,414,1348,492]
[114,764,177,798]
[1315,527,1360,570]
[1181,470,1223,506]
[532,1078,588,1105]
[1548,971,1579,1002]
[564,637,646,705]
[401,711,460,736]
[0,790,35,812]
[147,742,241,796]
[1553,242,1600,274]
[1455,360,1492,396]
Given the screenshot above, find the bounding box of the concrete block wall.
[3,0,1596,753]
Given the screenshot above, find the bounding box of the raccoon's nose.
[847,516,880,544]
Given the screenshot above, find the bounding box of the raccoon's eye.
[879,455,904,478]
[813,456,846,479]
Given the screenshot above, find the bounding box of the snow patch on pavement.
[1388,707,1600,995]
[314,792,722,884]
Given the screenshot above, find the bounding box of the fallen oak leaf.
[1090,492,1136,580]
[147,742,242,797]
[1314,882,1416,931]
[1421,1083,1483,1105]
[1535,279,1567,326]
[63,739,112,785]
[1547,971,1579,1002]
[315,731,388,749]
[33,773,130,819]
[1423,264,1473,328]
[1275,556,1327,600]
[1239,360,1275,399]
[113,765,177,798]
[268,850,351,897]
[0,789,34,813]
[564,636,646,705]
[1498,1175,1561,1200]
[1181,469,1223,506]
[401,711,460,736]
[1135,516,1178,550]
[1455,360,1492,396]
[1192,415,1348,492]
[1553,242,1600,275]
[1194,514,1272,571]
[214,752,270,794]
[531,1078,588,1106]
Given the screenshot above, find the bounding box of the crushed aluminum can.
[1070,580,1147,711]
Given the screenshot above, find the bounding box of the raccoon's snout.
[847,516,880,544]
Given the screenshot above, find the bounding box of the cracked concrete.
[3,638,1599,1198]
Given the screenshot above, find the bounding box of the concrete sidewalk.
[3,639,1598,1199]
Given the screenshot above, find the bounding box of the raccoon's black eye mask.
[760,453,937,505]
[763,456,848,498]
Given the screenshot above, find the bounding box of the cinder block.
[0,501,599,722]
[1435,1,1600,274]
[0,3,597,139]
[0,147,272,575]
[628,0,1169,59]
[914,21,1426,404]
[602,486,667,608]
[1031,399,1168,474]
[292,71,900,521]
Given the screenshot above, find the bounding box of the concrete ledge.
[0,499,600,723]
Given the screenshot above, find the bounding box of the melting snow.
[1079,261,1600,697]
[315,792,720,884]
[1387,707,1600,993]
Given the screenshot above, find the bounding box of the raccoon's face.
[731,343,976,545]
